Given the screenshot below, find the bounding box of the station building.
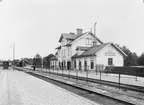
[52,29,127,70]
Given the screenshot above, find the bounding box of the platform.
[0,69,99,105]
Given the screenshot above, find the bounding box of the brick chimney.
[77,29,83,36]
[93,38,97,46]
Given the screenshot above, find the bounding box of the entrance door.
[67,62,71,70]
[84,60,87,71]
[62,62,63,70]
[79,61,81,71]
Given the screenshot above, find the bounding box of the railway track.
[47,71,144,93]
[14,67,144,104]
[15,67,144,93]
[26,71,134,105]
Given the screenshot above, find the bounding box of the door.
[84,60,87,71]
[79,61,81,71]
[67,62,71,70]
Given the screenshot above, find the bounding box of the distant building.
[50,55,58,69]
[54,28,127,70]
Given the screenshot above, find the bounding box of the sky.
[0,0,144,60]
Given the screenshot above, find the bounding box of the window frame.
[108,58,113,65]
[86,38,92,45]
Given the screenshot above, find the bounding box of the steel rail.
[27,71,135,105]
[48,71,144,93]
[14,67,144,93]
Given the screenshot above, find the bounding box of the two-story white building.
[55,28,127,70]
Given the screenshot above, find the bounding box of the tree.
[33,53,42,68]
[130,52,138,66]
[138,53,144,66]
[115,45,138,66]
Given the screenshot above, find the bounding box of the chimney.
[93,38,97,46]
[77,29,83,36]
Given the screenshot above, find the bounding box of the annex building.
[50,29,127,70]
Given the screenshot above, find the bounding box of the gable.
[72,43,127,58]
[96,43,127,57]
[71,32,103,45]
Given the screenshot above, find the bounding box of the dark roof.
[72,42,127,58]
[81,43,109,56]
[65,43,72,47]
[59,32,88,42]
[72,43,110,58]
[58,31,104,47]
[55,52,58,55]
[55,46,61,49]
[59,34,77,42]
[76,46,90,51]
[71,53,78,59]
[50,56,58,60]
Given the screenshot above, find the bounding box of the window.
[91,60,94,69]
[108,58,113,65]
[68,48,70,56]
[86,38,92,45]
[74,60,76,68]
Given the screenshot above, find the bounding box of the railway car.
[3,61,9,69]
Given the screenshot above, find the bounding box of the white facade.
[56,29,126,70]
[57,33,102,62]
[71,33,101,56]
[73,43,125,71]
[96,44,124,66]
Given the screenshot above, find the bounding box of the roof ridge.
[79,43,110,57]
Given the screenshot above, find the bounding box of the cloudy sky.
[0,0,144,60]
